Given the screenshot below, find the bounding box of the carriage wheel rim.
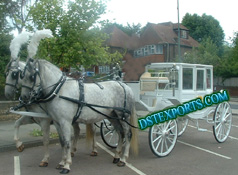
[177,117,189,136]
[101,123,119,148]
[149,120,177,157]
[213,102,232,143]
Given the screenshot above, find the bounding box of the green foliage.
[182,13,225,56]
[218,32,238,79]
[103,22,142,36]
[29,0,122,69]
[183,37,221,76]
[27,0,63,32]
[30,129,59,138]
[0,0,39,33]
[0,32,13,98]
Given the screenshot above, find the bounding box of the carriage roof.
[145,62,213,71]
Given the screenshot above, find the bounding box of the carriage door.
[196,68,206,96]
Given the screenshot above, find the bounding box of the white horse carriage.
[102,62,232,157]
[4,30,232,173]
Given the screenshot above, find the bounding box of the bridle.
[20,58,42,92]
[20,58,66,103]
[5,60,22,92]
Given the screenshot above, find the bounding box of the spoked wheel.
[213,101,232,143]
[149,120,177,157]
[176,117,189,137]
[100,119,118,148]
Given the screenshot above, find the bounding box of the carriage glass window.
[183,68,193,90]
[197,70,204,90]
[206,69,211,89]
[147,67,178,90]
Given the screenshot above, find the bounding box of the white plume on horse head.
[27,29,53,59]
[9,31,33,60]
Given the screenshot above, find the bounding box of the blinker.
[11,71,18,79]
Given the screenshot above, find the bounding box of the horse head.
[5,31,33,99]
[18,29,53,102]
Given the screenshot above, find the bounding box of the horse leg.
[108,117,124,164]
[113,131,123,164]
[90,124,98,156]
[59,121,72,174]
[117,121,132,167]
[54,122,66,170]
[14,116,34,152]
[71,123,80,157]
[39,119,51,167]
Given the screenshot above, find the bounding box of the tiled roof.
[104,22,199,50]
[104,26,140,50]
[140,22,199,47]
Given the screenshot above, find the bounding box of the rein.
[5,60,22,91]
[29,75,67,104]
[20,59,136,128]
[59,80,137,128]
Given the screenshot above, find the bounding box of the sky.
[101,0,238,42]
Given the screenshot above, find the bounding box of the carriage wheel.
[213,102,232,143]
[149,120,177,157]
[100,120,118,148]
[176,117,189,137]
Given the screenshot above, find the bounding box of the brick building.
[102,22,199,81]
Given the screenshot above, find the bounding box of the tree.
[182,13,225,56]
[183,37,221,76]
[1,0,39,33]
[218,32,238,79]
[0,32,13,98]
[103,22,142,36]
[28,0,122,68]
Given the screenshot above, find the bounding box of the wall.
[0,101,19,120]
[214,77,238,97]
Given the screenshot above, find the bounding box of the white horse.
[20,58,138,174]
[5,31,99,168]
[4,31,54,167]
[5,59,95,166]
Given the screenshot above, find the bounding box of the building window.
[134,44,163,58]
[99,66,110,74]
[144,45,149,56]
[137,48,143,57]
[156,45,163,54]
[181,30,188,39]
[150,45,155,54]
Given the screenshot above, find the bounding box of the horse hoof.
[117,161,126,167]
[71,152,74,157]
[90,151,98,157]
[39,162,48,167]
[17,144,25,152]
[113,158,120,164]
[56,164,64,170]
[60,168,70,174]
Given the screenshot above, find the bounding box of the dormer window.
[181,30,188,39]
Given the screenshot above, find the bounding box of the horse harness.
[59,79,134,127]
[20,69,134,127]
[5,60,22,91]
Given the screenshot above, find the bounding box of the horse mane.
[38,59,62,75]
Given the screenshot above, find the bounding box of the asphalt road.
[1,112,238,175]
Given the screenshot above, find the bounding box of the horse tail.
[86,124,94,146]
[130,105,139,156]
